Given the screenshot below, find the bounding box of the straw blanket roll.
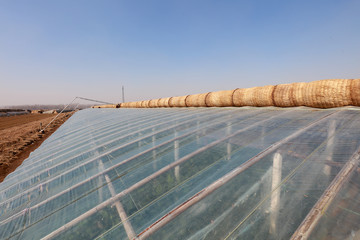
[206,90,235,107]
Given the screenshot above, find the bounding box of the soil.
[0,113,73,182]
[0,114,56,130]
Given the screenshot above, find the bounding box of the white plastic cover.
[0,107,359,239]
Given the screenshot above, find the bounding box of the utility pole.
[122,86,125,103]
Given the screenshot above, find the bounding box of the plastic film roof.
[1,107,360,240]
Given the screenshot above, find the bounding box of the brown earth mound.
[0,113,72,182]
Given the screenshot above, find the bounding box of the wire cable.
[39,96,114,132]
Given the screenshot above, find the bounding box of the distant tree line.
[1,104,92,111]
[0,109,26,113]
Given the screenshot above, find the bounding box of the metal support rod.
[104,174,137,240]
[270,152,282,234]
[77,96,114,105]
[138,132,142,148]
[152,128,157,169]
[196,120,200,144]
[98,160,104,203]
[40,97,77,132]
[174,131,180,181]
[323,120,336,176]
[226,122,232,161]
[290,145,360,240]
[73,102,81,110]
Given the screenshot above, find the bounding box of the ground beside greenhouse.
[0,113,73,182]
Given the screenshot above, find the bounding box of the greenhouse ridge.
[93,79,360,109]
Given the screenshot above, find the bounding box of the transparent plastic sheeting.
[0,107,359,240]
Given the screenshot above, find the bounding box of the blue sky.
[1,0,359,106]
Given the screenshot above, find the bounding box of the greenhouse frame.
[0,107,359,239]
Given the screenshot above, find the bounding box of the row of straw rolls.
[185,93,209,107]
[271,82,306,107]
[148,99,159,108]
[233,85,275,107]
[91,104,118,108]
[273,84,295,107]
[95,79,360,109]
[123,102,138,108]
[351,79,360,105]
[206,90,235,107]
[169,96,188,107]
[158,97,171,107]
[301,79,353,108]
[120,102,130,108]
[142,100,150,108]
[135,101,142,108]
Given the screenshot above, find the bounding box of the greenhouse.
[0,107,359,239]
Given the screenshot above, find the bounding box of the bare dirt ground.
[0,113,72,182]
